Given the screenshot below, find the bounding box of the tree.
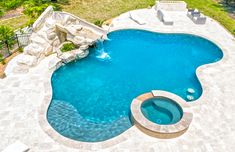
[23,0,61,22]
[0,25,15,55]
[224,0,235,5]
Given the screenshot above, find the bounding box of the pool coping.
[38,16,230,150]
[131,90,193,139]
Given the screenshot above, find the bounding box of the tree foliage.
[224,0,235,5]
[22,0,61,24]
[0,0,63,19]
[0,25,15,50]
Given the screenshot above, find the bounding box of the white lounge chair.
[129,11,146,25]
[157,10,173,25]
[2,141,29,152]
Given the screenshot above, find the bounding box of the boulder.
[44,45,53,56]
[80,45,89,51]
[48,57,62,70]
[33,6,54,32]
[45,17,56,28]
[62,15,76,26]
[59,52,76,63]
[17,54,37,67]
[24,43,44,57]
[30,35,47,46]
[73,36,86,45]
[52,38,60,48]
[77,50,89,59]
[47,32,57,40]
[66,24,83,35]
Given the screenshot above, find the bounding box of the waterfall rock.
[59,52,76,63]
[17,54,37,67]
[5,6,107,76]
[48,57,62,70]
[80,45,89,51]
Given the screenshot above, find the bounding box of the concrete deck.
[1,8,235,151]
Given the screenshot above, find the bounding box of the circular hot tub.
[131,90,193,139]
[141,98,183,125]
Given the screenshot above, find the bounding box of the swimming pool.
[47,29,223,142]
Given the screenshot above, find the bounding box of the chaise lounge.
[187,9,206,24]
[157,9,174,25]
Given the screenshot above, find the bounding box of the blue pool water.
[47,30,223,142]
[141,98,183,125]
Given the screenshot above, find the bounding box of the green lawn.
[184,0,235,35]
[62,0,155,23]
[0,0,235,35]
[0,15,29,30]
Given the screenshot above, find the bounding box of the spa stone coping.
[131,90,193,135]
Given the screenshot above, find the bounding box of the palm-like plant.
[0,25,14,55]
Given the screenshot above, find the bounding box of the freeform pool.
[47,29,223,142]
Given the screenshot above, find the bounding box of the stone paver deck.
[1,8,235,151]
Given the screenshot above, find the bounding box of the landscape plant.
[61,42,75,52]
[0,25,15,55]
[0,8,4,17]
[0,53,5,64]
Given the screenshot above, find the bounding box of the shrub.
[23,0,61,19]
[0,8,4,17]
[94,20,104,27]
[2,0,23,10]
[0,54,5,65]
[61,42,75,52]
[18,47,23,53]
[0,25,15,50]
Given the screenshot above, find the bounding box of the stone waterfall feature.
[5,6,107,75]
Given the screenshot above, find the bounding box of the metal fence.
[0,32,31,59]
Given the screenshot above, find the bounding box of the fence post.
[15,34,20,48]
[5,40,11,56]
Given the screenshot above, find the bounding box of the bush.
[0,25,15,51]
[0,54,5,65]
[1,0,24,10]
[0,8,5,17]
[18,47,23,53]
[61,42,75,52]
[94,20,104,27]
[23,0,61,19]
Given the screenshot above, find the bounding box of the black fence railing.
[0,32,31,59]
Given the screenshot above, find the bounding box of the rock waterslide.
[5,6,107,75]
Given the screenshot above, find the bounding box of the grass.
[0,15,29,30]
[184,0,235,35]
[62,0,235,35]
[0,0,235,35]
[62,0,155,23]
